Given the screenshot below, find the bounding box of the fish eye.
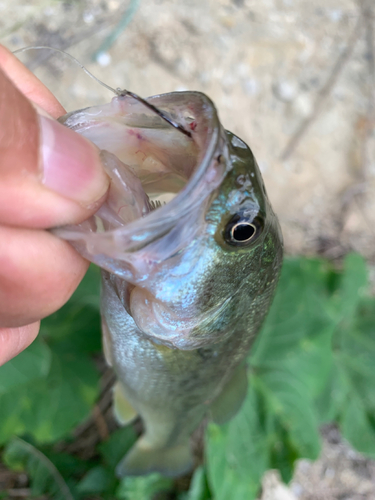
[224,215,263,246]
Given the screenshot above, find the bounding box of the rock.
[259,470,298,500]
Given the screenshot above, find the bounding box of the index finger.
[0,44,65,118]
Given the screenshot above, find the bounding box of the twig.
[6,489,32,497]
[93,404,110,440]
[280,15,363,160]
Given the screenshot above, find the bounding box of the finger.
[0,225,88,327]
[0,44,65,118]
[0,322,40,366]
[0,69,109,228]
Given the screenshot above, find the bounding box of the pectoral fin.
[116,438,193,478]
[210,364,248,425]
[113,382,138,425]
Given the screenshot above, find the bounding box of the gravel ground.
[260,426,375,500]
[1,0,375,498]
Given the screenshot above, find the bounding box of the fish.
[55,91,283,478]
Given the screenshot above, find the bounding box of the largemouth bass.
[56,91,283,477]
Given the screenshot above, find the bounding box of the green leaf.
[337,253,368,325]
[206,385,269,500]
[322,255,375,456]
[77,465,112,494]
[99,426,137,469]
[0,338,51,394]
[268,420,299,483]
[255,369,320,460]
[331,295,375,454]
[254,331,332,461]
[42,450,89,483]
[336,298,375,405]
[0,389,29,443]
[69,264,101,308]
[40,303,102,355]
[341,394,375,458]
[0,264,101,446]
[314,362,349,423]
[251,258,334,366]
[23,352,99,443]
[3,437,74,500]
[116,473,173,500]
[186,467,211,500]
[248,259,335,464]
[0,351,99,444]
[40,265,102,355]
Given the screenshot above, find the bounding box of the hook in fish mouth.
[115,88,193,139]
[14,46,192,138]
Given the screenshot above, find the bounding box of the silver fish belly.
[56,91,283,477]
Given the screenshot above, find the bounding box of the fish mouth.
[55,91,229,281]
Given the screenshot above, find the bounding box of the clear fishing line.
[13,46,192,138]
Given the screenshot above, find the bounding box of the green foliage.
[0,339,51,394]
[206,386,268,500]
[0,265,101,446]
[99,427,137,469]
[205,254,375,499]
[77,466,113,495]
[3,438,74,500]
[116,473,173,499]
[1,256,375,500]
[185,467,211,500]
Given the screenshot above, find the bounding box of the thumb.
[0,68,109,229]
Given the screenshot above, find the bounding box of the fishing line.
[13,46,192,138]
[13,46,118,94]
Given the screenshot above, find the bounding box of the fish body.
[56,92,283,477]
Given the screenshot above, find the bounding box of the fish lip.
[54,92,227,262]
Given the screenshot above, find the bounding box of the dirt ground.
[1,0,375,498]
[259,425,375,500]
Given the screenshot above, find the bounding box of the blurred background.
[1,1,375,499]
[2,0,375,265]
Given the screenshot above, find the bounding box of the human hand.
[0,45,109,366]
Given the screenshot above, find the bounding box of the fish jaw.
[55,91,228,274]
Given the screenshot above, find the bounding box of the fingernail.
[39,115,109,206]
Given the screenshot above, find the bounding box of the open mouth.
[55,92,228,272]
[70,94,202,213]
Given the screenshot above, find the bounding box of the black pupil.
[232,223,255,242]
